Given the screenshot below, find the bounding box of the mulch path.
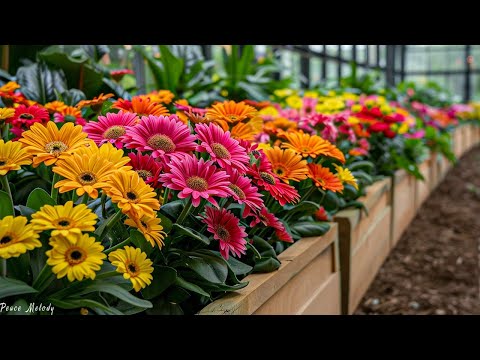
[355,146,480,315]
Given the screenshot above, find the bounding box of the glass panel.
[379,45,386,67]
[326,45,337,56]
[341,45,353,60]
[309,45,323,53]
[368,45,377,65]
[356,45,367,64]
[326,60,337,81]
[310,58,322,86]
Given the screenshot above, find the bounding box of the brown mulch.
[355,146,480,315]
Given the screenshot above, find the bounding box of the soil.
[355,146,480,315]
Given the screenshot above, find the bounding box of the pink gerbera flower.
[128,152,162,188]
[225,166,263,217]
[159,154,232,207]
[83,111,138,148]
[124,115,197,161]
[249,207,293,243]
[195,122,250,173]
[202,206,247,260]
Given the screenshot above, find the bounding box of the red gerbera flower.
[195,122,250,173]
[127,152,163,188]
[159,154,232,207]
[83,111,138,148]
[249,207,293,243]
[110,69,135,81]
[202,206,248,260]
[225,166,263,217]
[9,105,49,128]
[124,114,197,161]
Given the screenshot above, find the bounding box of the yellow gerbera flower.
[30,201,98,243]
[104,170,160,219]
[333,164,358,190]
[0,108,15,122]
[18,122,89,167]
[108,246,153,292]
[44,101,67,114]
[258,106,279,117]
[286,95,302,109]
[46,233,106,282]
[264,146,309,183]
[74,141,131,170]
[53,152,116,199]
[0,216,41,259]
[0,139,32,175]
[124,213,165,249]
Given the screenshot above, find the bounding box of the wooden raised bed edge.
[198,223,340,315]
[391,169,416,248]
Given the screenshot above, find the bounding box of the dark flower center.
[70,250,82,260]
[0,161,6,166]
[66,247,86,265]
[126,191,137,200]
[57,219,71,227]
[136,170,152,181]
[260,172,276,185]
[19,113,34,120]
[103,125,126,139]
[211,143,231,159]
[140,220,148,228]
[45,141,68,156]
[274,167,286,176]
[0,235,12,245]
[228,115,238,121]
[147,134,176,152]
[216,226,230,241]
[186,176,208,191]
[229,184,246,200]
[128,264,138,272]
[78,172,96,185]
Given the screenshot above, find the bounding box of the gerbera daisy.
[44,101,67,114]
[112,96,169,117]
[30,201,98,243]
[108,246,153,292]
[206,100,257,126]
[124,214,165,249]
[0,108,15,123]
[53,106,86,126]
[76,93,114,111]
[145,90,175,105]
[202,206,247,260]
[0,216,41,259]
[263,146,309,183]
[83,111,138,148]
[159,154,231,208]
[314,206,331,222]
[333,164,358,190]
[307,163,344,193]
[46,233,105,282]
[0,81,21,94]
[281,131,346,163]
[8,104,49,128]
[124,114,197,161]
[127,152,162,187]
[230,116,264,142]
[105,170,160,219]
[0,139,32,175]
[249,207,293,243]
[53,152,116,199]
[110,69,135,82]
[74,141,131,171]
[19,122,89,167]
[225,166,263,217]
[195,122,250,172]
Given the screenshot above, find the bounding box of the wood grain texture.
[391,170,416,247]
[415,159,432,210]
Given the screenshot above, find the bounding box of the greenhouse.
[0,44,478,315]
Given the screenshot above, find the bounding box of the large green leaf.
[175,277,210,297]
[251,236,281,273]
[159,45,184,92]
[77,281,152,309]
[178,252,228,284]
[172,224,210,245]
[146,297,184,315]
[26,188,56,211]
[16,62,67,103]
[129,229,154,257]
[0,277,38,299]
[290,221,330,237]
[49,297,123,314]
[0,190,14,219]
[348,160,375,172]
[160,200,184,221]
[279,201,320,220]
[7,299,31,315]
[141,266,177,300]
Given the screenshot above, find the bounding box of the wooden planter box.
[391,169,416,248]
[198,224,340,315]
[453,126,463,158]
[433,153,450,187]
[333,178,392,314]
[415,158,434,210]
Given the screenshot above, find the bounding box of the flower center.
[126,262,140,276]
[65,247,86,265]
[19,113,34,120]
[45,141,68,156]
[0,159,6,166]
[147,134,176,152]
[136,170,152,181]
[186,176,208,191]
[273,166,286,177]
[0,235,13,246]
[78,172,96,185]
[103,125,126,139]
[302,147,311,153]
[229,184,246,200]
[211,143,231,159]
[126,191,137,201]
[215,225,230,241]
[228,115,238,121]
[260,171,276,185]
[55,218,72,228]
[140,220,148,229]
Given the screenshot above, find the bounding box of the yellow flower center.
[45,141,68,156]
[55,218,73,229]
[19,113,34,120]
[126,261,140,276]
[0,234,13,246]
[78,172,97,185]
[229,184,246,200]
[65,247,86,265]
[136,170,152,181]
[186,176,208,191]
[260,172,276,185]
[126,191,138,201]
[302,147,311,153]
[103,125,126,139]
[211,143,231,159]
[147,134,176,152]
[215,225,230,242]
[228,115,238,121]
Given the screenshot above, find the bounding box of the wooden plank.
[297,272,341,315]
[415,159,432,210]
[391,170,416,247]
[198,224,338,315]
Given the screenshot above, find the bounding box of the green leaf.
[172,224,210,245]
[0,277,38,299]
[251,236,281,273]
[181,253,228,284]
[16,62,67,103]
[15,205,36,219]
[159,45,184,92]
[160,200,184,221]
[175,276,210,297]
[146,297,184,315]
[0,190,14,219]
[279,201,320,219]
[49,297,123,314]
[157,212,172,233]
[290,221,330,237]
[165,286,190,304]
[26,188,56,210]
[129,229,154,256]
[78,281,152,309]
[141,266,177,300]
[223,253,253,275]
[7,299,31,315]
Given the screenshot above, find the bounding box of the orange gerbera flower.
[144,90,175,105]
[59,106,82,118]
[264,146,309,183]
[112,96,169,117]
[76,93,114,111]
[207,100,257,125]
[175,99,189,124]
[0,81,21,93]
[307,164,344,193]
[281,132,345,163]
[44,101,67,114]
[230,116,263,141]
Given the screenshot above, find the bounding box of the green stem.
[2,123,10,141]
[95,271,120,280]
[51,173,60,203]
[101,192,107,218]
[98,210,123,240]
[32,264,55,294]
[300,186,317,202]
[105,237,130,254]
[162,187,170,205]
[0,175,14,214]
[2,259,6,277]
[82,194,89,205]
[176,199,193,225]
[72,191,78,203]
